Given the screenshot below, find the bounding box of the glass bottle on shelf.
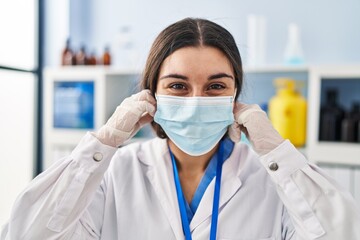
[75,45,88,65]
[319,89,345,141]
[61,38,75,66]
[358,120,360,143]
[341,112,356,142]
[350,103,360,142]
[102,46,111,66]
[284,23,305,65]
[88,51,97,65]
[342,102,360,142]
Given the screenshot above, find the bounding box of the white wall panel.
[0,71,35,227]
[0,0,36,70]
[320,165,354,195]
[332,167,353,194]
[354,169,360,207]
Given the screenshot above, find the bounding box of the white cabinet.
[319,165,354,193]
[319,164,360,200]
[43,67,140,169]
[354,169,360,206]
[307,66,360,166]
[243,64,360,166]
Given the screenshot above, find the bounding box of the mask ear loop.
[227,89,238,140]
[232,88,237,103]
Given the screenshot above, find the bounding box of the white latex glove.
[228,102,284,155]
[94,90,156,147]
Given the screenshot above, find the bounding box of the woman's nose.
[191,88,206,97]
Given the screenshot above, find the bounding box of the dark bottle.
[61,38,75,66]
[88,51,97,65]
[341,112,356,142]
[349,102,360,142]
[319,89,345,141]
[75,45,88,65]
[102,46,111,66]
[358,120,360,143]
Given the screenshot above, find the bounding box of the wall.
[0,72,35,228]
[0,0,37,229]
[44,0,70,67]
[46,0,360,68]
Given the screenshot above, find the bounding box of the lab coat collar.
[190,143,243,231]
[136,137,168,166]
[139,137,184,240]
[138,138,244,239]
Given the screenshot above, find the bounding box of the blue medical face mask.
[154,95,235,156]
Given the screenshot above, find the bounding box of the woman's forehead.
[159,46,233,75]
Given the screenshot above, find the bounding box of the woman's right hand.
[94,89,156,147]
[228,102,284,155]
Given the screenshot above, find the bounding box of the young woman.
[2,18,360,240]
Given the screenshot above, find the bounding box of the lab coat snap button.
[93,152,103,162]
[269,162,278,171]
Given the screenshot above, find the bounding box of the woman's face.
[156,46,236,97]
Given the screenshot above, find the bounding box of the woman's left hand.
[228,102,284,155]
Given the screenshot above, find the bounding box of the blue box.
[53,81,94,129]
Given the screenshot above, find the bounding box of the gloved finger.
[131,89,156,105]
[105,102,153,129]
[134,100,156,117]
[120,95,156,116]
[138,113,154,128]
[234,102,264,125]
[228,122,241,143]
[233,102,251,114]
[131,114,154,138]
[233,102,262,116]
[239,125,249,138]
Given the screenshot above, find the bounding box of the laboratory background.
[1,0,360,228]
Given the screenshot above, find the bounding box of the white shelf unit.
[43,65,360,168]
[244,64,360,166]
[43,67,140,169]
[244,64,309,73]
[307,65,360,166]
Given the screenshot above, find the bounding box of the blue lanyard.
[170,140,224,240]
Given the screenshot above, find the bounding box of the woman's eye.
[208,84,225,90]
[170,83,186,90]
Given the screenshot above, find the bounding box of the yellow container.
[269,78,307,147]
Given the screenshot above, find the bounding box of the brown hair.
[141,17,243,138]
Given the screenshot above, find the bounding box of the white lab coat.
[1,133,360,240]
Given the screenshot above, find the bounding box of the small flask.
[102,46,111,66]
[61,38,75,66]
[88,51,97,65]
[75,45,88,65]
[284,23,304,65]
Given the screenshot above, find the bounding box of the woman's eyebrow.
[208,73,234,80]
[159,73,234,81]
[159,74,188,80]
